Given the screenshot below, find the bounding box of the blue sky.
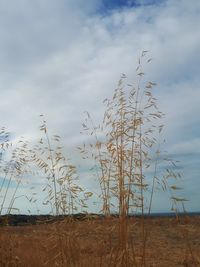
[98,0,165,12]
[0,0,199,214]
[98,0,143,13]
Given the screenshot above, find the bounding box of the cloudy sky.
[0,0,199,214]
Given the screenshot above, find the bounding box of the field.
[0,215,200,267]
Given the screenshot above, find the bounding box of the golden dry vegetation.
[0,216,200,267]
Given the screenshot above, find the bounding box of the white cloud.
[170,138,200,155]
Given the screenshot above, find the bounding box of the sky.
[0,0,199,214]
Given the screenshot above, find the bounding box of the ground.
[0,215,199,267]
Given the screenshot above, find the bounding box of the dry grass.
[0,216,199,267]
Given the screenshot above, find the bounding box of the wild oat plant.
[80,51,189,266]
[0,132,31,217]
[30,115,89,216]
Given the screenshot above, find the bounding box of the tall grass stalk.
[30,115,90,216]
[80,51,188,266]
[0,137,30,215]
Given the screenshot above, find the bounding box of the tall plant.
[80,52,187,262]
[30,115,89,216]
[81,52,165,216]
[0,136,30,215]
